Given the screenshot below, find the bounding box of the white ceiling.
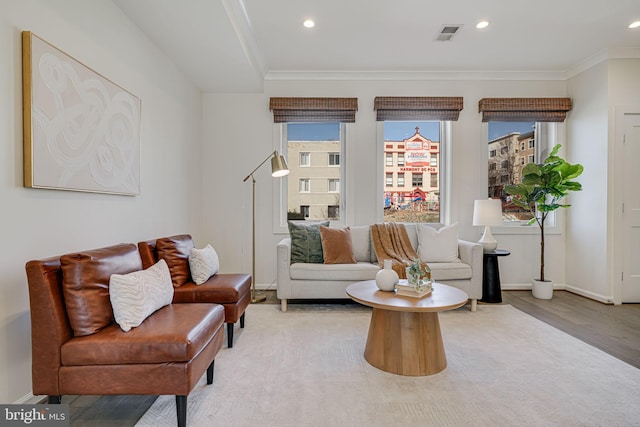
[112,0,640,93]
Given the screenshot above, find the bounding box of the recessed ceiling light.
[303,19,315,28]
[629,21,640,29]
[476,20,490,29]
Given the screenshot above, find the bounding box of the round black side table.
[480,249,510,303]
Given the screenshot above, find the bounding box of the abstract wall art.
[22,31,141,195]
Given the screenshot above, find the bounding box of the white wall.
[0,0,203,403]
[203,78,569,290]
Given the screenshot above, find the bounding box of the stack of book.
[395,280,432,298]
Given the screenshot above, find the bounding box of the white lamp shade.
[473,199,503,226]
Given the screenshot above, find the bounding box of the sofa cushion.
[320,226,357,264]
[61,244,142,337]
[156,234,194,287]
[189,244,220,285]
[109,259,174,332]
[429,261,472,281]
[349,225,372,262]
[288,221,329,264]
[61,303,224,365]
[290,262,380,281]
[417,223,459,263]
[172,273,251,304]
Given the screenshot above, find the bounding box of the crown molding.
[264,70,568,82]
[221,0,265,78]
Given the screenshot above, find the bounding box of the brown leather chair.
[25,243,225,427]
[138,235,251,348]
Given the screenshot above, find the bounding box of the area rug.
[135,304,640,427]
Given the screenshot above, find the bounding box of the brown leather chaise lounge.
[137,234,251,348]
[25,243,225,427]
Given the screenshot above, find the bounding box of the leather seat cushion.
[172,274,251,304]
[61,303,224,366]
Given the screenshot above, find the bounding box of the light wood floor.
[66,290,639,426]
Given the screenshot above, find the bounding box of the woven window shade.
[269,97,358,123]
[373,97,464,121]
[478,98,572,122]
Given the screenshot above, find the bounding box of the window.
[397,173,405,187]
[300,152,310,167]
[430,156,437,167]
[430,173,438,187]
[299,178,310,193]
[486,121,559,224]
[284,123,345,222]
[386,153,393,166]
[386,173,393,187]
[412,173,423,187]
[397,153,404,166]
[300,205,310,218]
[328,205,339,219]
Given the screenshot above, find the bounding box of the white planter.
[375,259,399,291]
[532,278,553,299]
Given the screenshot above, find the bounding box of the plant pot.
[532,278,553,299]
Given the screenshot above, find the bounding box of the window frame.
[483,121,564,235]
[376,120,451,224]
[299,152,310,167]
[274,123,350,233]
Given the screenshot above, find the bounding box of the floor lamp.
[243,151,289,303]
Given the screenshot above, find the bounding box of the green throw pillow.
[287,221,330,264]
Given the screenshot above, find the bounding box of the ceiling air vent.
[435,25,462,42]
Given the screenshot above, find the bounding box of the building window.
[385,153,393,166]
[521,157,525,165]
[300,152,310,167]
[501,146,509,155]
[529,140,535,148]
[501,160,509,169]
[528,155,535,163]
[489,163,497,171]
[299,179,310,193]
[284,123,345,222]
[382,121,443,223]
[501,174,509,183]
[300,205,310,218]
[521,142,525,150]
[328,205,339,219]
[490,149,497,158]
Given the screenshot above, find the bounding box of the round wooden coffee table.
[346,280,468,376]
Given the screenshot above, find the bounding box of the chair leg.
[471,299,477,312]
[207,360,215,384]
[240,312,245,328]
[227,322,234,348]
[48,396,61,404]
[176,395,187,427]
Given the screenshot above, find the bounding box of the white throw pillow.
[417,223,459,263]
[189,244,219,285]
[109,259,174,332]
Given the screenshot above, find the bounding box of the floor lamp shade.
[473,198,503,252]
[243,151,290,303]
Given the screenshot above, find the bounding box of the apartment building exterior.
[487,130,535,198]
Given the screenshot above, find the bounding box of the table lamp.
[472,198,503,253]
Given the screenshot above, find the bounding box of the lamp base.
[478,225,498,253]
[251,293,267,303]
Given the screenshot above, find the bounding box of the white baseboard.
[14,392,44,404]
[564,285,615,304]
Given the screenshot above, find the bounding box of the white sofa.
[276,223,482,312]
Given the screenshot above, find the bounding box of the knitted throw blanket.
[370,223,421,279]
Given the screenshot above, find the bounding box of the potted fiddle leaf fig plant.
[504,144,583,299]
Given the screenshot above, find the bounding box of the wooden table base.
[364,308,447,376]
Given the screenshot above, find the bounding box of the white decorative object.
[109,259,174,332]
[473,199,503,252]
[189,244,219,285]
[532,278,554,299]
[417,223,458,262]
[375,259,399,291]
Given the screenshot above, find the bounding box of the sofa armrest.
[276,238,292,302]
[458,239,483,295]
